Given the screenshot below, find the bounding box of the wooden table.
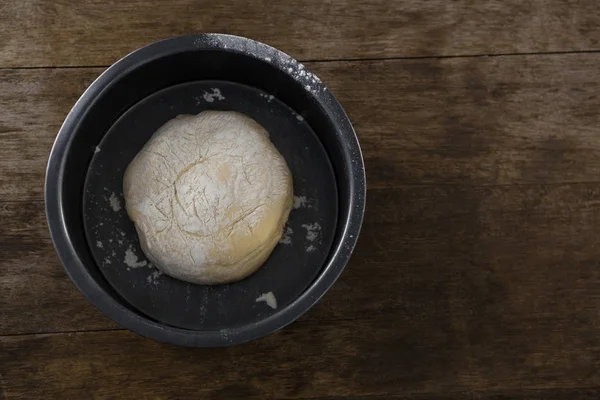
[2,1,600,398]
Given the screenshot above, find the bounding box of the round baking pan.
[45,34,365,347]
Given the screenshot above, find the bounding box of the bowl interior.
[82,79,338,330]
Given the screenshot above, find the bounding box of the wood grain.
[472,388,600,399]
[5,181,600,337]
[3,54,600,201]
[3,36,600,399]
[0,68,95,201]
[2,321,600,399]
[300,391,600,400]
[1,0,599,67]
[4,54,600,337]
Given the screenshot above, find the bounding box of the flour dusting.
[109,192,121,212]
[96,240,103,249]
[122,111,292,284]
[293,195,311,209]
[256,292,278,309]
[279,226,293,245]
[202,88,225,103]
[94,146,101,153]
[201,34,325,94]
[284,59,323,94]
[306,245,316,253]
[124,246,147,268]
[259,93,275,102]
[146,269,163,285]
[302,223,321,242]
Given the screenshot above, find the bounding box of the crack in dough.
[124,111,293,284]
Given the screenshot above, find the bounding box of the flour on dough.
[123,111,293,284]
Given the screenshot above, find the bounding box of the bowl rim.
[45,33,366,347]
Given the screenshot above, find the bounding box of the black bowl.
[45,34,365,347]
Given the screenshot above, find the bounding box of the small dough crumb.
[109,192,121,212]
[301,223,321,242]
[124,246,147,268]
[293,195,310,209]
[202,88,225,103]
[256,292,278,309]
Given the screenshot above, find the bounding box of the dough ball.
[123,111,293,284]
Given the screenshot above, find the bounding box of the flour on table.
[306,245,316,253]
[256,292,278,309]
[96,240,103,249]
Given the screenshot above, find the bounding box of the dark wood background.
[2,1,600,398]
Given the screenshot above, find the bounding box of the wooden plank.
[472,388,600,399]
[329,55,600,189]
[0,68,98,201]
[305,391,600,400]
[3,53,600,397]
[303,396,470,400]
[0,0,599,67]
[298,395,470,400]
[0,239,119,334]
[2,319,600,399]
[3,54,600,201]
[4,181,600,337]
[4,54,600,335]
